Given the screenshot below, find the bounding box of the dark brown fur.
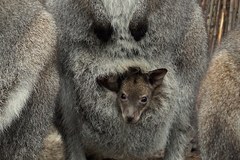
[97,68,167,124]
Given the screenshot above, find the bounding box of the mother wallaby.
[0,0,59,159]
[47,0,208,159]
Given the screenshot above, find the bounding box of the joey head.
[97,67,167,123]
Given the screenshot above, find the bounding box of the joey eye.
[140,96,148,103]
[121,93,127,101]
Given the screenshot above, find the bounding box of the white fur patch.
[0,81,33,131]
[102,0,137,17]
[102,0,138,27]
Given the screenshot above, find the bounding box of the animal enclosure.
[200,0,240,53]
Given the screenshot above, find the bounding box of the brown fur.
[198,27,240,160]
[97,68,167,124]
[39,128,65,160]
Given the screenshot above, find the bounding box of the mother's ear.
[96,74,121,92]
[148,68,168,87]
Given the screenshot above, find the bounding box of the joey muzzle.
[121,106,142,124]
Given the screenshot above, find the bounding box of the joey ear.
[128,67,141,74]
[96,74,120,92]
[148,68,168,87]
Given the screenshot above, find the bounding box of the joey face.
[96,67,167,124]
[118,75,152,123]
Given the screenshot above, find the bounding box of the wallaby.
[198,26,240,160]
[39,0,46,5]
[46,0,209,159]
[97,67,167,124]
[0,0,59,159]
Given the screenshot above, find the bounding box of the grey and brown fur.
[198,27,240,160]
[39,128,65,160]
[38,0,46,6]
[0,0,59,159]
[97,67,168,124]
[47,0,208,159]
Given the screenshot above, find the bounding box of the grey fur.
[38,0,46,6]
[198,27,240,160]
[0,0,59,159]
[39,128,65,160]
[47,0,208,159]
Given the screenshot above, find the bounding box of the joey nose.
[126,116,134,123]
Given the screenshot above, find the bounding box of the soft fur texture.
[198,26,240,160]
[0,0,59,159]
[39,128,65,160]
[47,0,208,159]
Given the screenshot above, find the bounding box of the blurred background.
[199,0,240,54]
